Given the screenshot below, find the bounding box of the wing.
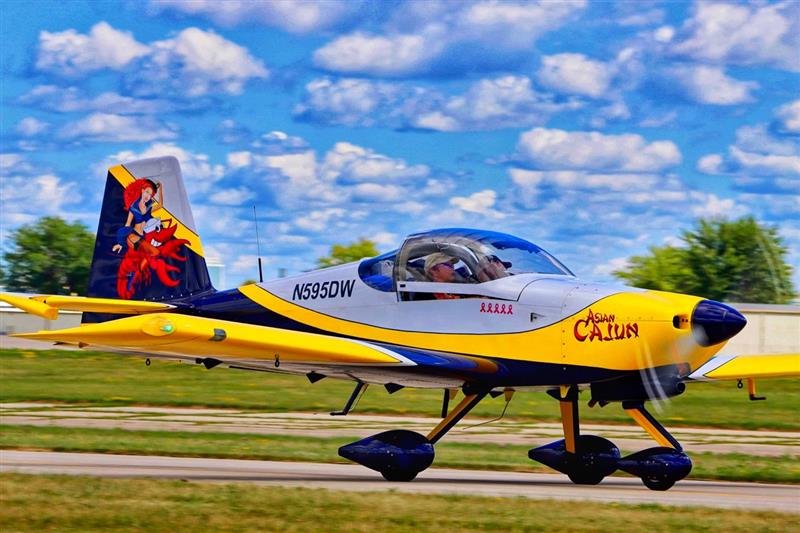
[10,312,499,388]
[687,353,800,381]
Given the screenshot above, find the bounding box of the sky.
[1,0,798,289]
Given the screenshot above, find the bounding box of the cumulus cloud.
[774,99,800,134]
[36,22,149,76]
[15,117,50,137]
[515,128,681,172]
[295,76,582,131]
[148,0,359,33]
[313,32,434,78]
[57,113,178,143]
[19,85,170,114]
[670,1,800,72]
[209,186,255,206]
[131,27,268,97]
[34,23,267,97]
[293,77,404,127]
[697,121,800,196]
[537,53,615,98]
[450,189,503,218]
[665,65,758,105]
[312,1,586,77]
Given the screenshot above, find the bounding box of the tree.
[2,217,95,295]
[614,217,795,304]
[317,239,379,268]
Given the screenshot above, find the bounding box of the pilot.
[478,255,511,282]
[425,253,461,300]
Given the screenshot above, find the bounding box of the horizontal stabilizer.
[1,293,174,320]
[12,313,415,367]
[688,353,800,381]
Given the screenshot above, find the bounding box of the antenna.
[253,205,264,283]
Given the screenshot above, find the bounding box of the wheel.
[381,470,418,482]
[642,477,676,491]
[567,471,604,485]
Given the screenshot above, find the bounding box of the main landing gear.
[528,386,691,491]
[338,388,486,482]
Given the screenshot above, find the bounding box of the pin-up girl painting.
[113,178,189,299]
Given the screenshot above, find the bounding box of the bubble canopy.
[359,228,573,292]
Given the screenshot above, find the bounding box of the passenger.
[424,253,461,300]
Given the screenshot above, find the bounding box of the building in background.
[206,256,226,290]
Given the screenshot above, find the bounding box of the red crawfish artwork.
[113,178,190,299]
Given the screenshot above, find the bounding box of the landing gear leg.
[619,401,692,491]
[529,386,620,485]
[338,387,488,482]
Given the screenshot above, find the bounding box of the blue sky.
[1,0,798,289]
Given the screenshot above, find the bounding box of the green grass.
[2,349,799,430]
[2,424,797,484]
[0,473,796,532]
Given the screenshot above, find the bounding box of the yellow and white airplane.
[2,156,798,490]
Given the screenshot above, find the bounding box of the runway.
[2,451,798,513]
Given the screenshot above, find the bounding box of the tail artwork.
[83,157,214,322]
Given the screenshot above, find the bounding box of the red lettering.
[589,323,603,342]
[574,319,589,341]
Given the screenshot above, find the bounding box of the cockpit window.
[358,249,397,292]
[395,228,572,286]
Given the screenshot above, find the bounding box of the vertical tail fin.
[84,156,214,320]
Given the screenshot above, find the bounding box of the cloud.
[313,32,433,78]
[670,1,800,72]
[312,1,586,77]
[450,189,503,218]
[36,22,150,76]
[58,113,178,143]
[411,76,582,131]
[131,27,268,97]
[322,142,429,182]
[697,153,723,174]
[664,65,758,105]
[295,76,582,131]
[15,117,50,137]
[34,23,267,97]
[148,0,360,33]
[19,85,170,114]
[537,53,615,98]
[208,186,255,206]
[774,99,800,134]
[293,77,404,127]
[515,128,681,172]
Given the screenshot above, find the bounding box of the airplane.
[2,155,798,491]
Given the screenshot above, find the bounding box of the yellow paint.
[0,293,57,320]
[705,354,800,380]
[239,284,721,371]
[747,378,758,397]
[626,408,675,448]
[12,313,405,365]
[109,165,204,257]
[427,393,478,441]
[31,295,173,315]
[560,400,577,453]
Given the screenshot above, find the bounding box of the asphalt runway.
[2,451,798,513]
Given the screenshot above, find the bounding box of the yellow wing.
[12,312,414,368]
[688,353,800,381]
[1,293,174,320]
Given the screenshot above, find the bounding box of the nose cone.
[691,300,747,347]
